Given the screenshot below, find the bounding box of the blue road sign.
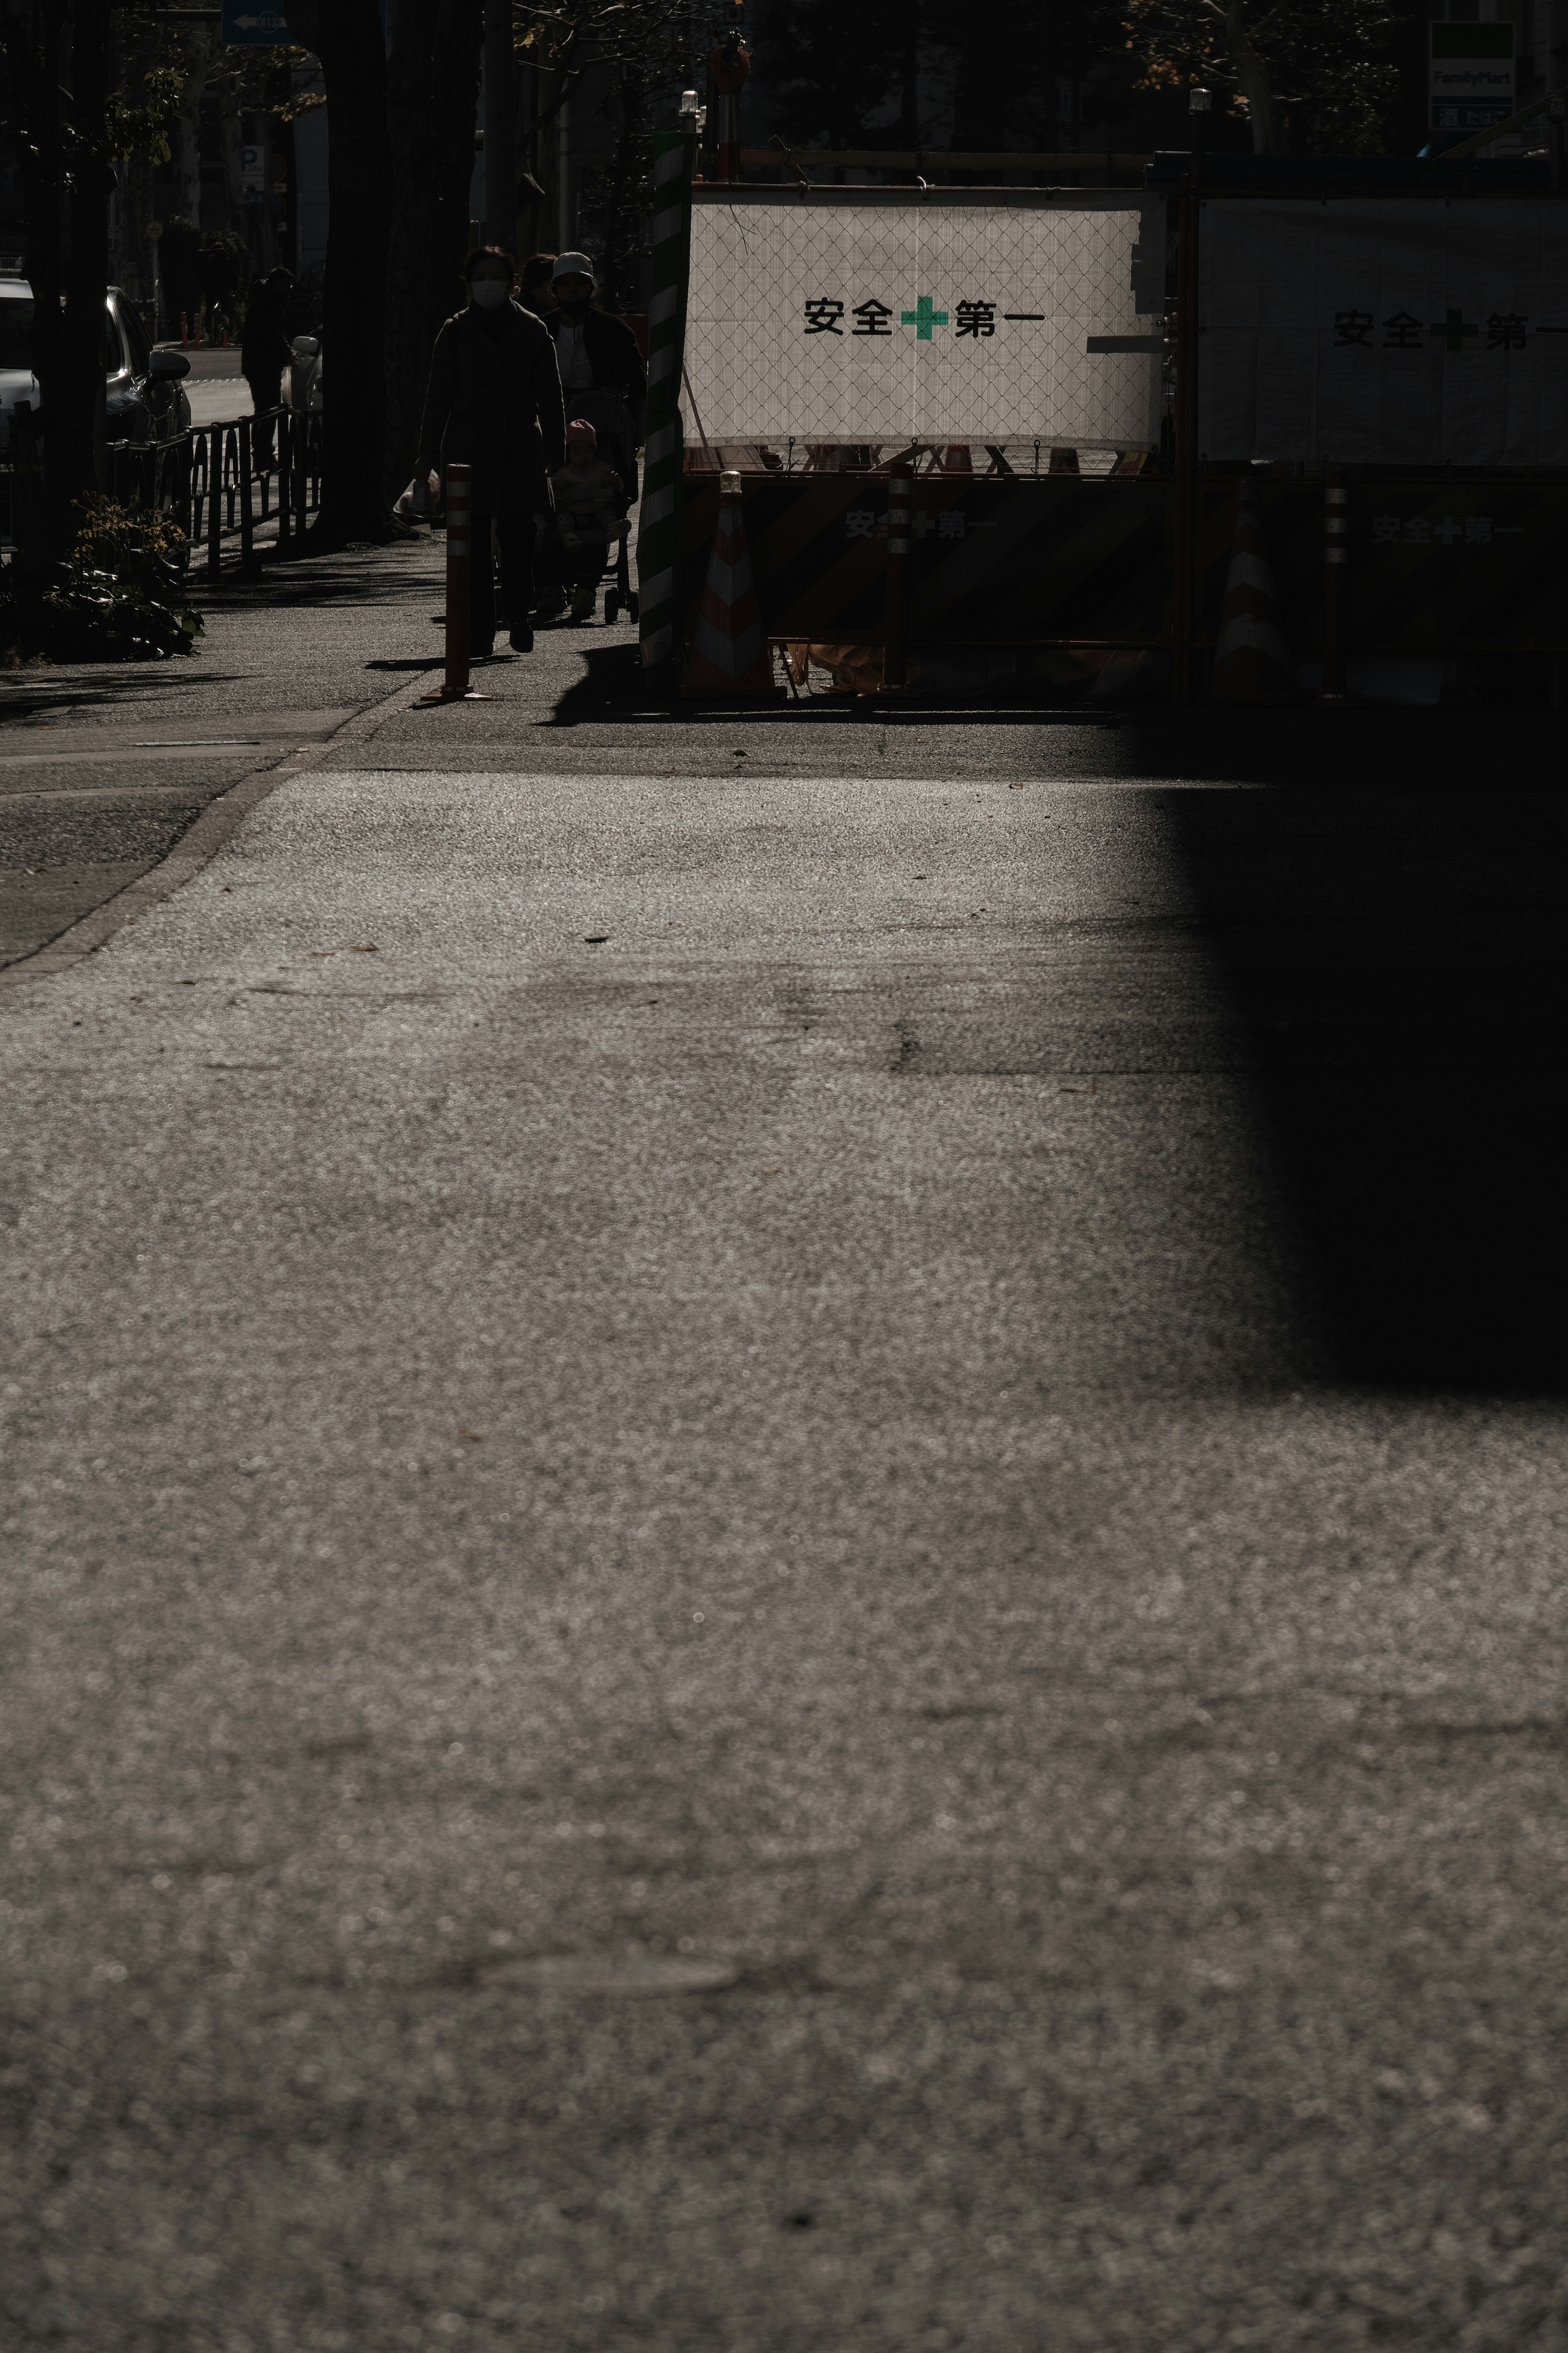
[222,0,290,43]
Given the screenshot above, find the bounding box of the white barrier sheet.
[683,198,1164,449]
[1199,198,1568,466]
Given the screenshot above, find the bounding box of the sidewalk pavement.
[0,536,445,968]
[2,546,1567,2349]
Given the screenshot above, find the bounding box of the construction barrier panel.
[1192,477,1568,651]
[1197,197,1568,468]
[683,187,1165,464]
[679,474,1172,650]
[677,470,1568,667]
[652,163,1568,694]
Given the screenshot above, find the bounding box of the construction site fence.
[682,444,1152,479]
[679,470,1568,665]
[655,165,1568,691]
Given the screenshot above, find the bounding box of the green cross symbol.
[1430,308,1479,352]
[901,295,949,340]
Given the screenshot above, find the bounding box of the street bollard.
[276,410,291,549]
[1321,471,1350,701]
[294,415,309,534]
[419,463,492,703]
[238,417,254,569]
[881,462,913,692]
[206,428,223,578]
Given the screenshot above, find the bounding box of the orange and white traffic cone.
[1209,477,1299,703]
[682,470,782,697]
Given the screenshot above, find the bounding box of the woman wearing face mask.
[415,246,566,655]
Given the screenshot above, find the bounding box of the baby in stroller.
[537,418,630,623]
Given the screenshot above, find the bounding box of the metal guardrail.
[1,407,323,575]
[107,407,323,575]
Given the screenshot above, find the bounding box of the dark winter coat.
[240,284,293,384]
[416,302,567,515]
[548,307,647,411]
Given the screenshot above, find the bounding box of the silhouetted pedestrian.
[415,246,566,656]
[544,252,645,503]
[241,268,294,468]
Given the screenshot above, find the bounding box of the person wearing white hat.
[544,252,645,499]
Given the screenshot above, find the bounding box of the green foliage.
[1123,0,1397,152]
[107,65,186,166]
[751,0,1130,154]
[0,497,203,663]
[577,94,653,309]
[71,494,191,590]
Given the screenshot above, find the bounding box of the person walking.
[415,246,566,656]
[240,267,294,468]
[535,252,645,619]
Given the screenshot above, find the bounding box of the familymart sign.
[1430,22,1515,138]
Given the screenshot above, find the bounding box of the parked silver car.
[0,277,192,453]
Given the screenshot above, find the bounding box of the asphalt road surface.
[0,541,443,968]
[2,547,1566,2351]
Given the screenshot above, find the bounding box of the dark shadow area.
[543,642,1108,727]
[0,672,284,723]
[1147,711,1568,1392]
[209,563,440,613]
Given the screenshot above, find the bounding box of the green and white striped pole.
[637,123,696,671]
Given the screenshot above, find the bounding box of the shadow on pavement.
[1149,712,1568,1394]
[543,642,1101,726]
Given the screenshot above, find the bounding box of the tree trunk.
[1227,0,1281,152]
[597,63,647,312]
[112,153,160,319]
[383,0,485,504]
[311,0,396,540]
[483,0,517,252]
[19,0,116,560]
[175,115,203,223]
[535,67,561,248]
[170,30,221,244]
[65,0,114,523]
[9,0,62,565]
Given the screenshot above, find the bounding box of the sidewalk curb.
[0,667,437,997]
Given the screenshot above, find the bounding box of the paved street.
[157,346,260,430]
[0,541,443,967]
[2,538,1566,2351]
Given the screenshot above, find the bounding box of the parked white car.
[0,274,191,452]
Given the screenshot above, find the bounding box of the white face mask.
[470,279,510,310]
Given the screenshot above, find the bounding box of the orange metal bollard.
[419,463,492,703]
